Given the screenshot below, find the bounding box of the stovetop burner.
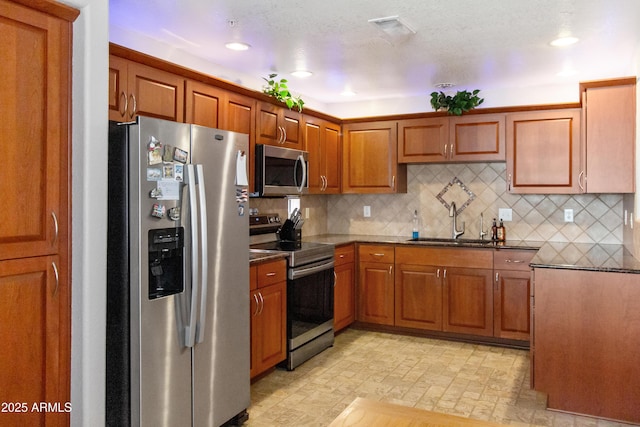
[250,240,334,267]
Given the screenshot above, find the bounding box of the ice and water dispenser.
[148,227,184,299]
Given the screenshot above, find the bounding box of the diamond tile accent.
[436,177,476,214]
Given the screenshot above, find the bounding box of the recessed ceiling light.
[550,36,579,47]
[291,70,313,78]
[434,83,456,89]
[225,42,251,51]
[341,90,356,97]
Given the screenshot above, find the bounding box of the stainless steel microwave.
[254,144,308,197]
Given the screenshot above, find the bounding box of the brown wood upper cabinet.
[580,78,636,193]
[304,116,342,194]
[109,55,185,122]
[185,79,226,128]
[398,114,505,163]
[256,101,303,149]
[342,121,407,193]
[506,108,581,193]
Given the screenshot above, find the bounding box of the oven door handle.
[289,260,335,280]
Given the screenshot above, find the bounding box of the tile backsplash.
[251,163,623,244]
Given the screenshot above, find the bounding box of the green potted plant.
[430,89,484,116]
[262,73,305,112]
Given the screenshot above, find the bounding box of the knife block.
[277,219,302,243]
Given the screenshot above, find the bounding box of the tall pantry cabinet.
[0,1,77,426]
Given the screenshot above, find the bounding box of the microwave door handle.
[184,164,199,348]
[295,154,307,193]
[195,164,209,344]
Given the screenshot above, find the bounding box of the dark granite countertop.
[302,234,640,274]
[529,241,640,273]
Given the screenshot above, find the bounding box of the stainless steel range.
[250,213,335,370]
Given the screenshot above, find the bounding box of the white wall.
[66,0,109,425]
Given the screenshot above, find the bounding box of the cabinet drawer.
[358,244,394,263]
[335,244,355,266]
[494,249,535,271]
[396,246,493,269]
[256,259,287,287]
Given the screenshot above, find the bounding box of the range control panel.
[249,213,281,235]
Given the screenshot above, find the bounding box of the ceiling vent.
[368,15,416,43]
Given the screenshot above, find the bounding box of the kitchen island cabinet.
[342,121,407,194]
[532,267,640,424]
[334,244,356,332]
[506,108,581,193]
[250,259,287,379]
[357,244,395,325]
[1,1,77,425]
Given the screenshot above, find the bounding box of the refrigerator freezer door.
[190,125,250,426]
[131,117,194,426]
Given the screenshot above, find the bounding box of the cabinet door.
[357,262,394,325]
[223,92,256,192]
[343,121,406,193]
[108,55,130,121]
[443,267,493,336]
[0,256,68,426]
[304,117,342,194]
[1,3,69,261]
[494,270,530,341]
[394,264,442,330]
[334,259,355,332]
[127,61,185,122]
[506,109,581,194]
[450,114,505,162]
[250,281,286,378]
[582,82,636,193]
[185,80,226,128]
[398,117,448,163]
[256,102,303,149]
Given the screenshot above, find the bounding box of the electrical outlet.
[564,208,574,222]
[305,207,310,219]
[364,206,371,217]
[498,208,512,222]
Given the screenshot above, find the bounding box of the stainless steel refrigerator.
[106,116,250,426]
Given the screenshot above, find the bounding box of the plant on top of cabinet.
[430,89,484,115]
[262,73,305,112]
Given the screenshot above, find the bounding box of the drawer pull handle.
[265,272,277,277]
[505,259,525,263]
[371,253,385,257]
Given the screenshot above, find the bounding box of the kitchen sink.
[407,237,495,246]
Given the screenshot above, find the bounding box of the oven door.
[287,258,335,351]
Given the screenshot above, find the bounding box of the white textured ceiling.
[109,0,640,108]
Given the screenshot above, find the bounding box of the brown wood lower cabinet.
[250,259,287,379]
[334,244,356,332]
[443,267,494,336]
[0,256,69,427]
[532,268,640,424]
[395,264,442,330]
[357,245,395,325]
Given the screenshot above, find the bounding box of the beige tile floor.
[246,329,636,427]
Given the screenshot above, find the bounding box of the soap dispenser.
[412,210,420,239]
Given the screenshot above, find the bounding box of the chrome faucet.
[479,213,488,240]
[449,202,465,239]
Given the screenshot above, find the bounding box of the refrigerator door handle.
[185,164,200,348]
[195,164,209,343]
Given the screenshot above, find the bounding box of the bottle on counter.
[491,218,498,241]
[497,219,506,241]
[412,210,420,239]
